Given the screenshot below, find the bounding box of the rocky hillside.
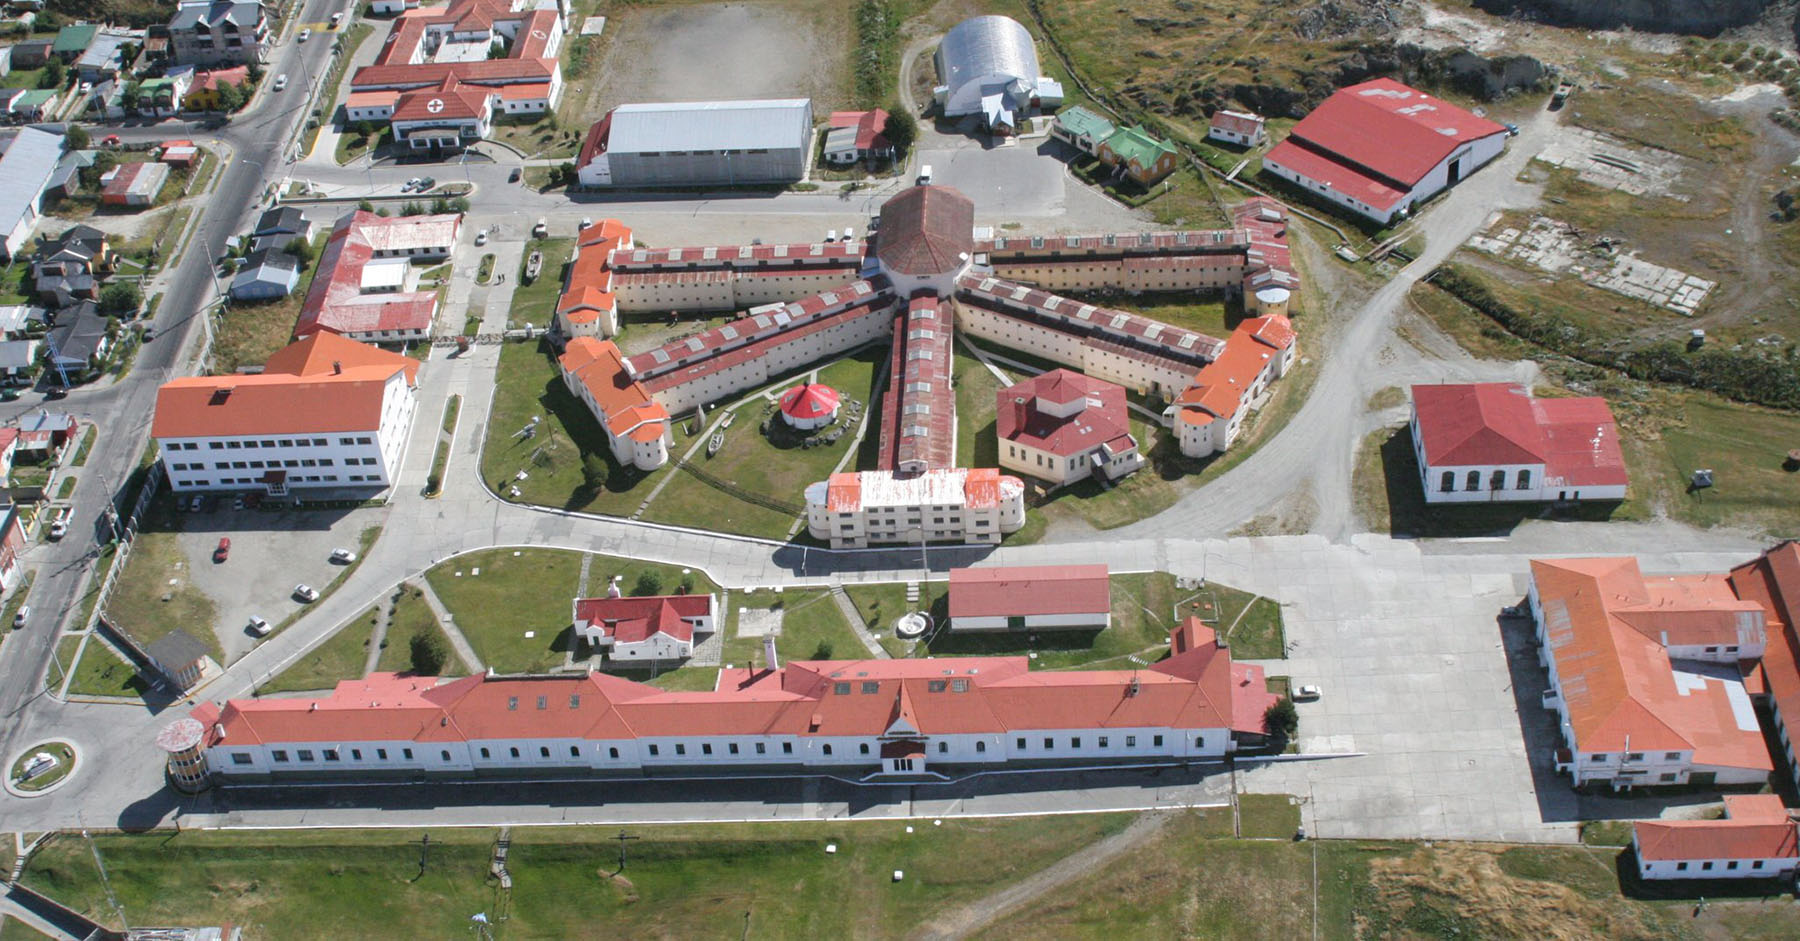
[1471,0,1771,36]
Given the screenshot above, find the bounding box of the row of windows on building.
[168,436,375,451]
[1673,859,1770,872]
[1587,751,1686,763]
[1440,469,1531,492]
[182,473,380,486]
[168,457,379,471]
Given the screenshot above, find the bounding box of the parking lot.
[170,498,386,663]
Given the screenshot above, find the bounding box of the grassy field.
[1055,290,1242,342]
[425,548,720,674]
[509,237,573,327]
[20,814,1135,939]
[63,637,148,698]
[642,348,880,540]
[378,584,464,675]
[102,502,222,662]
[718,588,863,668]
[482,339,687,514]
[211,231,329,373]
[259,605,379,694]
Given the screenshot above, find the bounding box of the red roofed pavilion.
[778,382,841,431]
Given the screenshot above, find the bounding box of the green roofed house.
[51,24,100,63]
[1098,124,1180,186]
[11,89,61,121]
[1050,105,1116,157]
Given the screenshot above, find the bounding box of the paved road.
[0,0,354,789]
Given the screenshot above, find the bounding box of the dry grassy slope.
[1470,0,1778,36]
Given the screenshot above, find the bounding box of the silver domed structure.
[933,15,1062,132]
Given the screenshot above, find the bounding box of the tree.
[288,234,316,268]
[40,59,65,90]
[1263,697,1298,739]
[882,107,918,154]
[581,453,606,491]
[355,120,376,138]
[78,152,118,191]
[99,281,142,316]
[120,81,142,113]
[215,80,248,113]
[632,571,663,597]
[64,124,88,150]
[357,199,375,212]
[810,641,834,660]
[409,629,449,675]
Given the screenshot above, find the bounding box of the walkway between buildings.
[411,578,485,675]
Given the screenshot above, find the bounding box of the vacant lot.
[718,587,863,667]
[260,606,378,694]
[572,0,853,130]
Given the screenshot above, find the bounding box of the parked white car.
[273,74,289,92]
[247,616,272,637]
[1294,684,1322,702]
[298,28,311,42]
[293,584,319,603]
[329,548,358,564]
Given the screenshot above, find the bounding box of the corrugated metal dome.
[935,15,1040,116]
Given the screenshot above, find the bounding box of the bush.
[632,571,663,596]
[882,106,917,153]
[581,453,606,491]
[1263,697,1298,738]
[65,125,88,150]
[409,629,449,675]
[99,281,142,316]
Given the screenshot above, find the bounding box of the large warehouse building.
[934,14,1061,132]
[576,99,814,188]
[1262,78,1508,224]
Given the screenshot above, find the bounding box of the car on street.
[533,219,548,238]
[509,167,521,182]
[44,387,66,400]
[247,616,271,637]
[419,176,436,189]
[48,519,66,540]
[1504,121,1520,136]
[330,12,343,28]
[1294,684,1322,702]
[274,74,289,92]
[214,537,231,562]
[293,584,319,602]
[13,605,29,628]
[330,547,358,564]
[475,230,487,246]
[299,28,311,42]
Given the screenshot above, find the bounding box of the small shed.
[778,382,840,431]
[145,629,210,690]
[100,161,170,208]
[229,250,300,301]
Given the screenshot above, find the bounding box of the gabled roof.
[1730,542,1800,742]
[1055,105,1116,140]
[1283,78,1507,189]
[1634,795,1797,862]
[1103,125,1177,169]
[295,211,457,338]
[153,334,417,439]
[1411,383,1627,488]
[949,564,1111,618]
[996,368,1134,459]
[574,593,711,644]
[558,337,668,444]
[1210,110,1265,136]
[605,99,813,154]
[876,185,974,276]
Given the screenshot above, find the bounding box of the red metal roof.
[996,368,1135,459]
[876,186,974,276]
[573,594,711,644]
[829,109,891,150]
[391,76,491,122]
[778,382,840,420]
[1634,795,1798,861]
[1284,78,1507,189]
[1209,109,1264,137]
[1411,383,1627,487]
[875,297,955,472]
[1730,542,1800,754]
[294,211,456,338]
[949,564,1111,618]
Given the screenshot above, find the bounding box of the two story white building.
[1411,383,1628,505]
[152,334,419,495]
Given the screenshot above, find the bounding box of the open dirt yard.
[581,1,853,118]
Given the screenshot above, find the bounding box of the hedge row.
[1428,265,1800,410]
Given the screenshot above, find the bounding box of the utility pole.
[412,832,431,882]
[613,830,639,874]
[81,826,127,930]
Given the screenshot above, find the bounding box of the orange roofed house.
[556,336,671,472]
[152,333,420,496]
[1528,557,1774,790]
[186,619,1280,782]
[1729,540,1800,792]
[1632,793,1799,881]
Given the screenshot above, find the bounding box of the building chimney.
[332,360,343,375]
[764,635,780,673]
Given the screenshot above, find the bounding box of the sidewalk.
[411,578,484,674]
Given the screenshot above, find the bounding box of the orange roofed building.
[1728,540,1800,793]
[1632,794,1799,880]
[187,619,1280,781]
[552,220,633,339]
[556,336,671,471]
[805,468,1026,549]
[1528,557,1774,790]
[152,333,420,496]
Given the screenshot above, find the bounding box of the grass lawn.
[1580,820,1636,847]
[378,584,463,676]
[69,543,117,637]
[490,115,580,160]
[425,548,718,674]
[70,425,96,466]
[44,633,82,693]
[482,340,688,514]
[952,342,1003,469]
[259,606,378,694]
[1054,289,1242,342]
[64,637,148,698]
[1237,793,1301,840]
[642,347,879,540]
[19,814,1135,939]
[922,572,1282,669]
[509,237,573,327]
[334,125,391,165]
[103,503,222,662]
[843,581,940,642]
[211,232,328,373]
[719,588,862,667]
[645,666,721,691]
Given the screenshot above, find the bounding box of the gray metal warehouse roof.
[936,15,1040,102]
[609,99,812,154]
[0,128,64,236]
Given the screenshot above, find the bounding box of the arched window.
[1490,470,1506,491]
[1441,471,1455,492]
[976,741,987,753]
[1517,469,1531,490]
[1466,470,1480,491]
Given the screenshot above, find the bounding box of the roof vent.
[332,360,343,375]
[309,702,317,711]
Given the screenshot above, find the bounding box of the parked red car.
[213,537,231,563]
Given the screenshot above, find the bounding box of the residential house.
[152,332,421,495]
[948,564,1111,632]
[1410,383,1629,504]
[145,628,212,690]
[12,410,76,455]
[75,27,137,83]
[572,592,717,662]
[180,65,247,112]
[49,24,97,64]
[43,302,110,380]
[294,211,460,343]
[0,127,64,260]
[188,619,1279,781]
[1207,109,1267,148]
[1050,106,1116,156]
[140,70,194,117]
[159,139,200,168]
[1097,124,1180,186]
[31,224,107,306]
[0,304,46,338]
[9,89,58,120]
[0,88,24,115]
[1633,794,1799,881]
[996,369,1142,486]
[822,109,893,165]
[46,148,97,200]
[250,206,309,253]
[228,249,300,301]
[168,0,269,67]
[0,339,38,384]
[1529,557,1774,790]
[100,160,170,207]
[8,40,52,70]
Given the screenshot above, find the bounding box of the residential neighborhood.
[0,1,1798,937]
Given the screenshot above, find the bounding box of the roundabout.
[5,740,81,798]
